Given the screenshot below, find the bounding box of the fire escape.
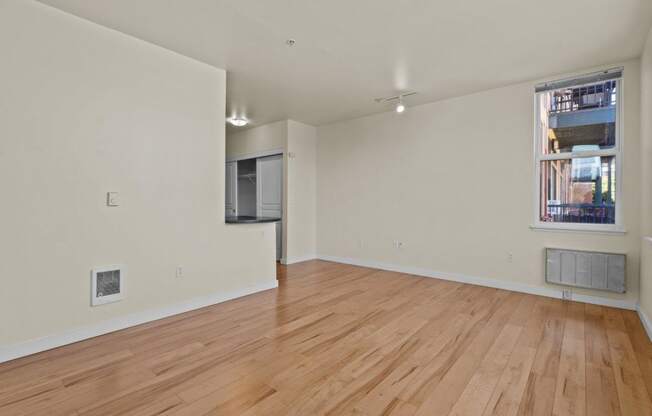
[545,81,617,223]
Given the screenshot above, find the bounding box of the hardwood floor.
[2,260,652,415]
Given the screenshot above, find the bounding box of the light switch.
[106,192,120,207]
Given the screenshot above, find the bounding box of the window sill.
[529,223,626,235]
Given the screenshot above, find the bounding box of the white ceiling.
[38,0,652,130]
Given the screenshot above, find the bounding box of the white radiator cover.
[545,248,625,293]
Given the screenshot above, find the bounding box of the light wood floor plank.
[1,260,651,416]
[604,307,652,416]
[516,298,566,416]
[480,297,546,416]
[447,323,523,416]
[552,302,586,416]
[411,293,523,416]
[621,310,652,399]
[584,304,622,416]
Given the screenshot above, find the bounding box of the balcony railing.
[545,203,615,224]
[550,81,617,114]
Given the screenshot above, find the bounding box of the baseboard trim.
[637,305,652,342]
[282,254,317,265]
[0,279,278,364]
[317,254,637,311]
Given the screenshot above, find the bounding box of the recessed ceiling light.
[228,117,248,127]
[286,39,296,47]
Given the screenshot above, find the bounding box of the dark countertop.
[225,215,281,224]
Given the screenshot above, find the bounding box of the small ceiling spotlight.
[228,117,248,127]
[286,39,296,47]
[395,98,405,113]
[374,91,417,113]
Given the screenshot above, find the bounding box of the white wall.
[317,60,642,306]
[287,121,318,262]
[226,120,287,159]
[0,0,276,354]
[639,29,652,322]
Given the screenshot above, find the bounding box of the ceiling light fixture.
[286,39,296,47]
[228,117,248,127]
[395,98,405,113]
[374,91,416,113]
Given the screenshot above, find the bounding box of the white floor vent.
[545,248,625,293]
[91,265,125,306]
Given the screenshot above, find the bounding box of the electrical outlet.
[176,266,184,279]
[562,289,572,301]
[393,240,404,249]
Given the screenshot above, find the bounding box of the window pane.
[539,156,616,224]
[537,80,617,154]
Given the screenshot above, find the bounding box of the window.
[534,68,623,232]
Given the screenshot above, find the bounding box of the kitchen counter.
[225,215,281,224]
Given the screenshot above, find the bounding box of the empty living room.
[3,0,652,415]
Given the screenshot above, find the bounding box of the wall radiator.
[545,248,625,293]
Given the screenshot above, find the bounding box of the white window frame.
[532,74,625,233]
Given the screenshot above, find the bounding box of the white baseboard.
[0,279,278,364]
[281,254,317,265]
[317,254,638,311]
[637,305,652,342]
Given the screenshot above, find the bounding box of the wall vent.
[545,248,625,293]
[91,265,125,306]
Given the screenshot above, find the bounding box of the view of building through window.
[536,77,619,226]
